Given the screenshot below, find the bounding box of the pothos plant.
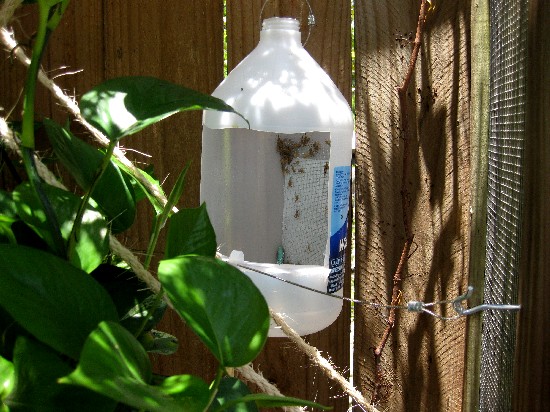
[0,1,327,411]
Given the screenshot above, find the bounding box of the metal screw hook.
[407,286,521,320]
[452,286,521,316]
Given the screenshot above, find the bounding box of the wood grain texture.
[354,1,471,410]
[513,1,550,410]
[463,1,490,410]
[226,1,352,410]
[101,0,225,381]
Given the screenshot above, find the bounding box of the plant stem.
[143,216,161,270]
[204,366,225,412]
[143,163,190,269]
[133,288,165,339]
[19,1,71,257]
[20,3,65,254]
[68,140,116,256]
[21,147,65,255]
[370,0,428,405]
[20,2,49,150]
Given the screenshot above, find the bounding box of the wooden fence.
[1,1,548,411]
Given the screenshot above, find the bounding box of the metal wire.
[235,263,520,321]
[480,0,528,410]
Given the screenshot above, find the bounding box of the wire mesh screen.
[282,158,329,265]
[480,0,527,410]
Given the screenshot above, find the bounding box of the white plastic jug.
[201,17,353,337]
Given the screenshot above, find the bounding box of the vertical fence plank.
[47,0,105,112]
[463,1,490,410]
[226,1,352,410]
[101,0,225,380]
[354,1,471,410]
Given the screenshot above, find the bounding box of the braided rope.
[271,311,379,412]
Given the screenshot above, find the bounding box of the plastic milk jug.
[201,17,353,336]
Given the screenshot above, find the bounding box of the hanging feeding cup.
[201,16,353,336]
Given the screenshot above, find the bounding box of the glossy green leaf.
[60,321,207,412]
[80,76,245,141]
[0,244,119,359]
[0,191,16,218]
[143,163,191,269]
[210,377,258,412]
[165,203,217,258]
[5,337,115,411]
[44,119,136,233]
[156,374,209,410]
[216,394,332,411]
[0,192,17,244]
[13,183,109,273]
[0,305,29,362]
[164,163,190,216]
[0,215,16,244]
[140,330,178,355]
[210,377,331,412]
[117,163,165,214]
[0,356,14,402]
[90,264,165,335]
[158,256,269,367]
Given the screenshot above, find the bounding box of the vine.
[371,0,429,405]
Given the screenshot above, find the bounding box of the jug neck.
[260,17,302,47]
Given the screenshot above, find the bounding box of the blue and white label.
[327,166,351,293]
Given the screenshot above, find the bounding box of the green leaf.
[0,191,16,218]
[164,163,190,216]
[143,164,191,269]
[90,264,165,335]
[157,374,210,410]
[0,305,30,362]
[80,76,245,141]
[0,244,119,359]
[165,203,217,258]
[210,377,331,412]
[0,215,17,245]
[217,394,332,411]
[0,191,17,244]
[5,337,115,411]
[210,377,258,412]
[117,163,165,214]
[13,183,109,273]
[43,119,136,233]
[0,356,14,402]
[60,321,207,412]
[158,256,269,367]
[139,330,178,355]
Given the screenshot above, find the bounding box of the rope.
[0,0,22,27]
[234,364,304,412]
[271,310,380,412]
